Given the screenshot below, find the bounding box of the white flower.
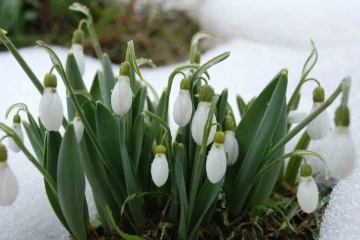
[39,88,64,131]
[287,110,307,124]
[307,102,331,140]
[297,176,319,213]
[224,131,239,166]
[325,127,356,180]
[0,161,19,206]
[73,117,84,143]
[111,76,132,115]
[206,143,227,184]
[173,90,192,127]
[151,153,169,187]
[70,43,85,76]
[191,101,217,146]
[7,123,23,153]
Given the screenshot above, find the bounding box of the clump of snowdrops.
[0,3,356,239]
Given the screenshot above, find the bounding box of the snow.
[1,0,360,239]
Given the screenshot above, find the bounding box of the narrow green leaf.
[217,88,228,126]
[57,123,88,240]
[136,58,156,68]
[100,54,116,109]
[127,40,143,80]
[236,94,246,118]
[44,131,72,234]
[174,142,188,240]
[119,116,146,230]
[228,71,288,217]
[90,70,104,103]
[132,86,147,122]
[22,121,43,162]
[132,113,145,172]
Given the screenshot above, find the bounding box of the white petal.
[191,102,217,146]
[0,162,19,206]
[39,88,64,131]
[224,131,239,166]
[206,144,227,183]
[325,127,356,180]
[173,90,193,127]
[150,154,169,187]
[7,123,23,153]
[73,117,84,143]
[70,43,85,76]
[288,110,307,124]
[297,176,319,213]
[307,103,331,140]
[111,77,133,115]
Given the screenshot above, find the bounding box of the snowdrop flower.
[206,131,227,184]
[0,144,19,206]
[223,115,239,166]
[307,86,330,140]
[7,114,23,153]
[325,106,356,180]
[70,29,85,76]
[39,73,64,131]
[73,115,84,143]
[111,62,132,115]
[191,85,217,146]
[297,164,318,213]
[173,78,192,127]
[287,110,307,124]
[150,145,169,187]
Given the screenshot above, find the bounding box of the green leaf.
[96,102,126,196]
[107,206,145,240]
[174,142,188,240]
[127,40,143,80]
[217,88,228,126]
[227,70,288,217]
[43,131,72,234]
[22,121,43,163]
[90,71,104,103]
[132,86,147,122]
[236,94,246,118]
[100,54,116,109]
[188,179,224,239]
[119,116,146,230]
[66,53,88,120]
[57,123,88,239]
[131,113,145,172]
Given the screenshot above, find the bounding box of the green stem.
[0,123,57,193]
[265,80,344,162]
[85,20,102,60]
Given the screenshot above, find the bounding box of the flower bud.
[0,145,19,206]
[70,29,85,76]
[173,78,192,127]
[307,90,330,140]
[7,114,24,153]
[39,74,64,131]
[297,164,318,213]
[150,145,169,187]
[73,116,84,143]
[206,132,227,183]
[111,62,132,115]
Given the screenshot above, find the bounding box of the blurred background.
[0,0,200,66]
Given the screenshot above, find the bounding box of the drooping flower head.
[325,105,356,180]
[191,85,217,146]
[39,73,64,131]
[7,114,23,153]
[307,86,331,140]
[223,114,239,166]
[111,62,133,115]
[173,78,193,127]
[0,144,19,206]
[150,145,169,187]
[296,164,319,213]
[73,112,84,143]
[206,131,227,184]
[70,29,85,76]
